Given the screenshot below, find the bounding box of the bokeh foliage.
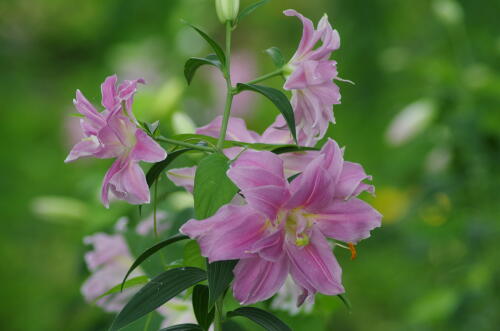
[0,0,499,330]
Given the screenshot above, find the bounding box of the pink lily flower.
[167,116,318,191]
[180,139,381,305]
[284,9,342,146]
[65,75,167,207]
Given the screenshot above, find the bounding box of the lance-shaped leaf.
[236,0,270,25]
[338,293,352,312]
[193,153,239,219]
[192,285,214,330]
[227,307,292,331]
[121,234,189,290]
[207,260,238,309]
[235,83,297,144]
[160,324,204,331]
[185,55,222,85]
[111,267,207,331]
[146,149,192,187]
[185,22,226,66]
[96,276,149,301]
[265,47,285,68]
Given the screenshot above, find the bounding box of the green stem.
[142,313,152,331]
[217,21,234,150]
[153,179,158,238]
[214,296,224,331]
[156,137,214,152]
[244,68,284,85]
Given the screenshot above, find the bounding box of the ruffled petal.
[287,228,344,299]
[260,115,295,145]
[314,198,382,243]
[101,159,124,208]
[101,75,119,111]
[101,158,150,207]
[74,90,105,132]
[180,205,268,262]
[131,129,167,163]
[167,167,197,193]
[196,116,260,143]
[233,255,289,305]
[228,150,290,219]
[284,9,322,60]
[335,161,374,199]
[117,78,146,120]
[65,136,101,163]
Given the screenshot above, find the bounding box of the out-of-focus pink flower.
[167,116,320,191]
[181,139,381,305]
[210,51,258,118]
[81,231,140,312]
[65,75,167,208]
[284,9,342,146]
[82,214,184,318]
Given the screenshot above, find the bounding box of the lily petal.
[180,205,268,262]
[233,255,289,305]
[167,167,197,193]
[287,228,344,299]
[131,130,167,163]
[315,198,382,243]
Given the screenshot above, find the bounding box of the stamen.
[348,243,357,260]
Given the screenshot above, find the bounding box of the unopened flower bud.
[215,0,240,23]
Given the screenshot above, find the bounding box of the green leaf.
[192,285,215,330]
[171,134,318,154]
[121,234,190,290]
[338,294,352,312]
[235,83,297,144]
[160,324,203,331]
[265,47,285,68]
[184,55,222,85]
[96,276,149,301]
[236,0,270,25]
[207,260,238,309]
[111,267,207,331]
[227,307,292,331]
[193,153,239,219]
[146,149,192,187]
[185,23,226,66]
[184,240,205,270]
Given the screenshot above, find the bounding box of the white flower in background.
[432,0,463,26]
[271,277,314,316]
[386,99,436,146]
[426,145,452,174]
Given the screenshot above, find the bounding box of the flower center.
[282,209,316,247]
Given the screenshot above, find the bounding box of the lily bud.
[215,0,240,23]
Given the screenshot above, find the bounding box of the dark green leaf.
[265,47,285,68]
[146,149,192,187]
[185,23,226,66]
[96,276,149,301]
[193,153,239,219]
[184,55,222,85]
[121,234,189,290]
[236,0,270,25]
[184,240,205,270]
[192,285,214,330]
[171,134,318,153]
[222,320,246,331]
[235,83,297,144]
[338,294,352,312]
[227,307,292,331]
[159,324,203,331]
[207,260,238,308]
[111,267,207,331]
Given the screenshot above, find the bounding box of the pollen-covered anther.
[348,242,357,260]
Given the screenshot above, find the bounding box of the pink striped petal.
[65,136,101,163]
[131,130,167,163]
[167,167,197,193]
[315,198,382,243]
[287,228,344,298]
[233,255,289,305]
[180,205,268,262]
[336,161,374,199]
[101,75,118,111]
[196,116,260,143]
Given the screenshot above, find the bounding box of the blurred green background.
[1,0,499,330]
